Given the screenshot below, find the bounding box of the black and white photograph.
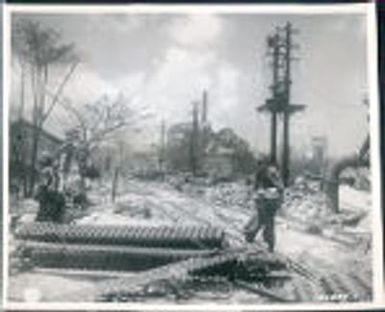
[3,3,382,309]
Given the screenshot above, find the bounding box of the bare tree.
[56,93,150,200]
[59,93,149,150]
[12,18,78,195]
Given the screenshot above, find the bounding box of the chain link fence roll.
[15,222,226,249]
[21,241,218,271]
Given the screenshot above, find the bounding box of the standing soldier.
[34,151,65,222]
[56,129,89,210]
[56,129,78,193]
[244,160,284,252]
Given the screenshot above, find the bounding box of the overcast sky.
[11,12,369,158]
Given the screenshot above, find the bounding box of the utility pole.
[18,63,27,196]
[281,22,305,186]
[270,32,280,164]
[112,140,124,203]
[282,22,292,186]
[190,101,200,176]
[159,118,166,176]
[257,30,282,165]
[200,89,209,173]
[257,22,305,186]
[18,64,26,120]
[202,90,208,125]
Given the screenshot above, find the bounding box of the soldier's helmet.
[38,151,53,167]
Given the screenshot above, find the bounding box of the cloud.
[168,14,222,48]
[139,46,216,121]
[10,13,368,157]
[130,44,245,149]
[210,65,241,127]
[115,72,147,98]
[63,64,117,105]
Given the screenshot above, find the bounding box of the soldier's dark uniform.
[34,153,65,223]
[56,129,89,210]
[244,163,283,252]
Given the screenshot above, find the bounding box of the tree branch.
[41,61,79,123]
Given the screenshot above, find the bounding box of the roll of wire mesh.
[15,222,226,249]
[22,241,218,271]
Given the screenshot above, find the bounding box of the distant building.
[166,121,255,178]
[10,119,63,165]
[310,136,327,175]
[165,90,256,178]
[10,119,63,192]
[129,150,159,178]
[166,123,193,172]
[204,144,235,179]
[167,122,192,146]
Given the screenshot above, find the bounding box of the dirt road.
[82,180,372,302]
[8,179,372,303]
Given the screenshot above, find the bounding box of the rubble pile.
[203,182,253,210]
[281,183,370,249]
[9,177,373,303]
[97,247,291,303]
[281,189,330,227]
[167,177,253,211]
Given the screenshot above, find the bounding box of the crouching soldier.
[34,151,65,223]
[244,161,284,252]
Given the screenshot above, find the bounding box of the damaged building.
[165,91,256,179]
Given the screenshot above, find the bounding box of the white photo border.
[2,2,383,311]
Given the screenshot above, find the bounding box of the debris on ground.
[8,176,373,304]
